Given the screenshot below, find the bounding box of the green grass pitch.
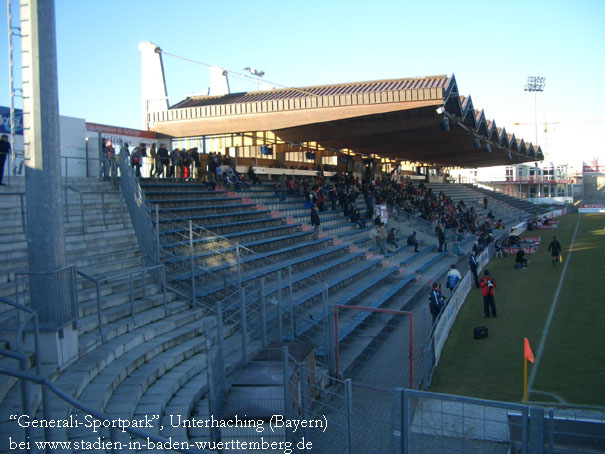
[429,213,605,406]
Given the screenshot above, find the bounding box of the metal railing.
[116,154,159,264]
[76,263,167,343]
[0,297,49,451]
[14,265,78,331]
[0,191,27,233]
[135,176,333,367]
[0,367,213,454]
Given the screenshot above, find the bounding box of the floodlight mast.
[524,76,546,146]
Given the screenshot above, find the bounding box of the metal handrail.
[0,191,27,233]
[0,367,212,454]
[64,185,85,227]
[0,297,50,450]
[76,264,167,343]
[14,265,79,331]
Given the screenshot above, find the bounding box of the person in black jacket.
[311,205,321,240]
[436,225,446,252]
[547,236,562,267]
[0,135,10,185]
[429,282,445,323]
[469,252,480,288]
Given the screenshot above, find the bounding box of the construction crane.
[513,119,605,133]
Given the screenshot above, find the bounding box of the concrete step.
[0,308,207,446]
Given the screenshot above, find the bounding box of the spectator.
[547,236,562,267]
[494,239,503,256]
[516,249,528,268]
[480,270,497,318]
[387,228,398,252]
[156,143,169,178]
[328,185,338,210]
[310,205,321,240]
[436,225,446,252]
[429,282,445,323]
[350,208,365,229]
[446,265,462,294]
[247,165,261,185]
[407,231,419,253]
[0,134,10,185]
[130,146,142,177]
[149,143,157,178]
[378,222,387,255]
[469,252,480,289]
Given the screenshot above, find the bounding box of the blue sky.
[1,0,604,168]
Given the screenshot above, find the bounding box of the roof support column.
[21,0,77,366]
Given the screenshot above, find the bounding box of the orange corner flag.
[524,337,534,363]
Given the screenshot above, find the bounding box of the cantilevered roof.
[148,74,542,168]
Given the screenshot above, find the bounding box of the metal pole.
[96,281,105,342]
[129,273,135,324]
[20,193,26,233]
[277,270,283,340]
[282,346,291,442]
[189,220,196,307]
[162,266,167,317]
[323,283,329,359]
[401,389,410,454]
[78,192,84,233]
[141,268,147,300]
[154,204,160,262]
[19,354,33,454]
[215,299,225,376]
[345,378,353,454]
[299,362,308,441]
[204,318,219,443]
[64,186,70,223]
[288,265,294,340]
[236,241,242,291]
[260,277,267,347]
[240,287,247,362]
[534,91,538,146]
[409,314,414,389]
[118,188,125,226]
[101,192,106,227]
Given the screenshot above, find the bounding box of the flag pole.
[523,356,528,403]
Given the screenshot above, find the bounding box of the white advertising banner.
[433,271,473,366]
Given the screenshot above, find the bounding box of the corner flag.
[524,337,534,363]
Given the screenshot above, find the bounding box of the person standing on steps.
[547,235,562,267]
[0,134,11,185]
[311,204,321,240]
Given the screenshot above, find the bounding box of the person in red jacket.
[480,269,497,318]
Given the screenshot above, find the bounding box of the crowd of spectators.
[119,147,505,249]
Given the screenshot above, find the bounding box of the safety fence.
[202,344,603,454]
[14,265,78,331]
[0,187,122,235]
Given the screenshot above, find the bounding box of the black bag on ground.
[474,326,488,339]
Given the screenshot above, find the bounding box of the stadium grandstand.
[1,11,604,454]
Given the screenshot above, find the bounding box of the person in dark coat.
[516,249,528,268]
[310,205,321,240]
[0,134,11,185]
[407,231,419,252]
[429,282,445,323]
[469,252,480,288]
[437,225,446,252]
[547,236,562,267]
